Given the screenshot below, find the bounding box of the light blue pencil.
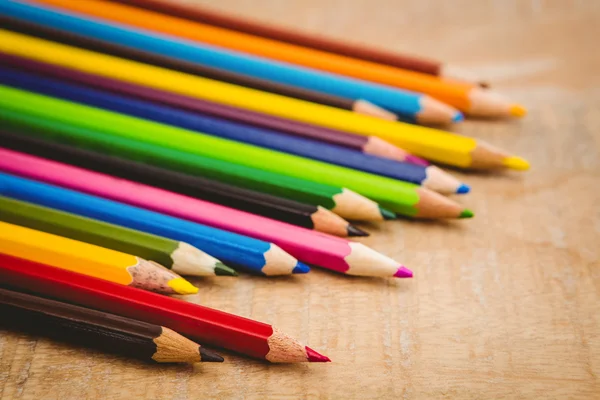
[0,172,310,276]
[0,0,462,125]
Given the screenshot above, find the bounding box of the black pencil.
[0,287,224,363]
[0,15,394,120]
[0,130,368,237]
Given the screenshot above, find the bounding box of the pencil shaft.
[116,0,455,79]
[0,14,361,113]
[0,29,525,169]
[0,287,211,363]
[0,68,435,188]
[0,172,302,276]
[0,85,429,217]
[0,0,433,120]
[0,51,402,160]
[0,150,401,275]
[0,129,342,231]
[0,254,329,362]
[0,195,178,269]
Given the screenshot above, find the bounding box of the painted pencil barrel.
[0,68,442,190]
[0,0,435,122]
[0,173,306,276]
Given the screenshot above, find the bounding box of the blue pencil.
[0,0,462,125]
[0,67,468,195]
[0,172,309,276]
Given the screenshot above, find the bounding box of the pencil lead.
[292,262,311,274]
[393,266,413,278]
[379,207,397,220]
[459,209,474,219]
[347,225,369,237]
[214,262,238,276]
[509,104,527,118]
[167,277,199,295]
[199,347,225,362]
[503,156,530,171]
[456,183,471,195]
[452,112,465,123]
[305,346,331,362]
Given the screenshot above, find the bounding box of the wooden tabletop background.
[1,0,599,399]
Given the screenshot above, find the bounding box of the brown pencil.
[116,0,488,87]
[0,15,395,121]
[0,287,223,363]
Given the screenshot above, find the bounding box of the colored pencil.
[0,111,392,222]
[0,86,470,218]
[0,151,413,278]
[0,173,309,277]
[116,0,487,86]
[0,131,367,237]
[0,68,467,195]
[0,254,331,363]
[33,0,523,117]
[0,16,393,122]
[0,30,530,170]
[0,50,428,166]
[0,195,236,277]
[0,287,224,363]
[0,1,461,124]
[0,220,198,295]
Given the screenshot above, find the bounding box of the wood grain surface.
[1,0,599,398]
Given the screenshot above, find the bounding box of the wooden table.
[1,1,599,398]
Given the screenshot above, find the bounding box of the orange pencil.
[36,0,525,118]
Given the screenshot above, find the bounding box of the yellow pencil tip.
[504,156,530,171]
[509,104,527,118]
[168,277,199,295]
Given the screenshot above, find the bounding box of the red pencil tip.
[394,266,413,278]
[305,346,331,362]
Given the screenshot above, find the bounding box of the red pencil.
[0,149,412,278]
[0,254,330,363]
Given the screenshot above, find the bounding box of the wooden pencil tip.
[379,207,397,220]
[214,262,238,276]
[459,209,475,219]
[167,278,199,295]
[347,225,369,237]
[200,347,225,362]
[305,346,331,362]
[503,156,530,171]
[393,266,413,278]
[509,104,528,118]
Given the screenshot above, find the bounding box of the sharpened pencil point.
[394,266,413,278]
[347,225,369,237]
[459,209,474,219]
[305,346,331,362]
[509,104,527,118]
[292,262,311,274]
[456,183,471,194]
[199,347,225,362]
[452,112,465,123]
[503,156,530,171]
[379,207,397,220]
[167,277,199,295]
[214,262,238,276]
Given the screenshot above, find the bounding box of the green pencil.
[0,110,392,222]
[0,196,237,277]
[0,85,469,218]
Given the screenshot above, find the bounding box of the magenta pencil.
[0,148,411,278]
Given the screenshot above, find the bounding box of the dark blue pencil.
[0,172,309,276]
[0,67,469,195]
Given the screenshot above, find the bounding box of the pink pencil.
[0,148,412,278]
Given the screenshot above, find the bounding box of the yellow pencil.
[0,221,198,295]
[0,30,529,170]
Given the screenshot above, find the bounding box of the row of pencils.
[0,0,529,364]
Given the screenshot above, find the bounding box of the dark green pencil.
[0,196,236,277]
